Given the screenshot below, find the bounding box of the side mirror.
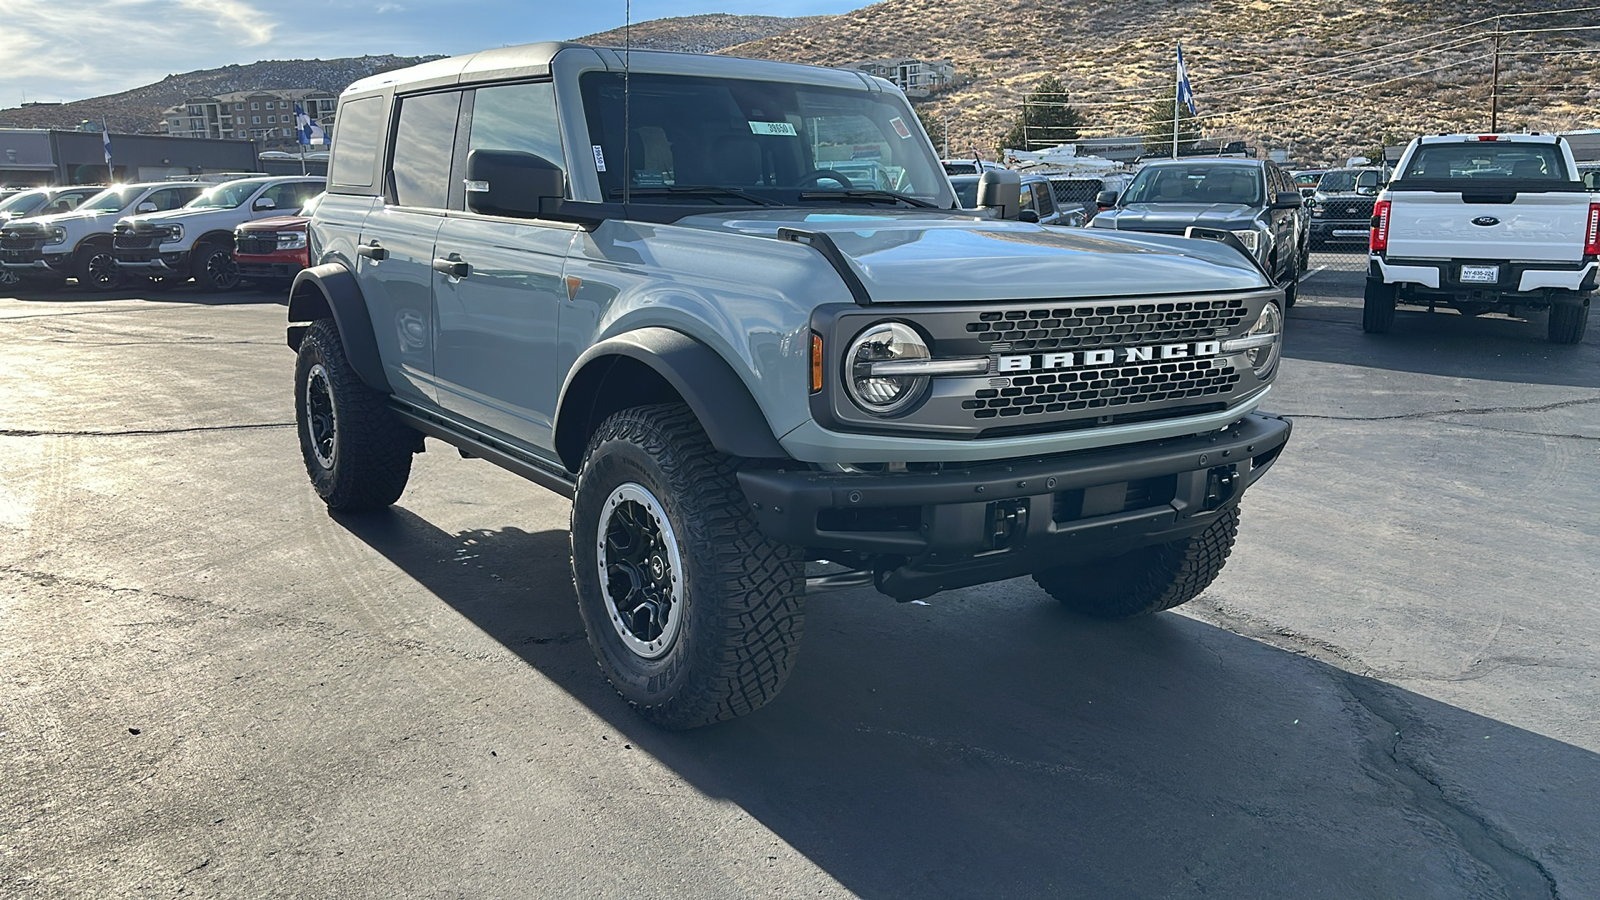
[253,197,276,211]
[975,169,1021,220]
[466,149,565,218]
[1270,191,1303,210]
[136,202,157,213]
[1095,189,1119,209]
[1018,209,1040,224]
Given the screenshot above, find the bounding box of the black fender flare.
[554,328,787,469]
[286,263,390,393]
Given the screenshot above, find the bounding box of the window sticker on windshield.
[592,145,607,172]
[889,117,912,140]
[748,121,797,137]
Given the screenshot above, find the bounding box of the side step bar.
[389,402,576,499]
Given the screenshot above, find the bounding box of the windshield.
[1402,143,1568,181]
[0,190,48,215]
[78,186,144,214]
[579,72,955,208]
[187,180,267,210]
[1121,165,1263,206]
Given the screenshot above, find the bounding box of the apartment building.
[161,90,337,144]
[840,58,957,98]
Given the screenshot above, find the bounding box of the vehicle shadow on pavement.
[336,506,1600,899]
[2,283,288,306]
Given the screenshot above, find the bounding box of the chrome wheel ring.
[304,362,337,470]
[596,482,684,659]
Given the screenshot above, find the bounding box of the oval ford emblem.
[1472,216,1501,227]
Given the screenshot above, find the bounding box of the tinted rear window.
[329,95,384,191]
[1402,144,1567,180]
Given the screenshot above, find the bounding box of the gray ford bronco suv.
[288,43,1292,728]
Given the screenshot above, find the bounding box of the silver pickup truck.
[288,42,1291,728]
[1366,133,1594,343]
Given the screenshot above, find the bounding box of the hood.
[677,209,1268,303]
[1097,203,1262,233]
[238,214,309,232]
[121,205,238,229]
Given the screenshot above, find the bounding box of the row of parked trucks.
[0,176,323,291]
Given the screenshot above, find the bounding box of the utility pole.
[1490,15,1502,132]
[942,111,950,158]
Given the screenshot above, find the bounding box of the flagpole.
[1172,50,1180,160]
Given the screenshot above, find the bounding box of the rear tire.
[1281,256,1299,309]
[1549,296,1589,344]
[293,319,416,511]
[571,403,805,729]
[1362,279,1396,333]
[1033,506,1240,619]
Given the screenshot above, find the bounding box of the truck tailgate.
[1386,190,1588,263]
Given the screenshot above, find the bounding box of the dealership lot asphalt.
[2,260,1597,899]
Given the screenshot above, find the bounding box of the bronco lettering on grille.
[996,341,1222,372]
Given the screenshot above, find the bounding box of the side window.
[390,91,462,210]
[467,81,566,180]
[1035,183,1054,216]
[329,95,384,191]
[1018,183,1034,211]
[147,188,190,211]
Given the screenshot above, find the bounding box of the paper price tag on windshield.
[748,121,797,137]
[889,117,912,139]
[592,145,607,172]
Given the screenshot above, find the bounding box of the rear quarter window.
[329,95,385,193]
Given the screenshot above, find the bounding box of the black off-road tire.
[1033,505,1241,619]
[293,319,415,511]
[571,403,804,730]
[1548,297,1589,344]
[1362,278,1396,333]
[195,242,241,291]
[75,242,121,292]
[1281,256,1299,309]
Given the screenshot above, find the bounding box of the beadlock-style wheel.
[597,482,684,660]
[304,362,337,471]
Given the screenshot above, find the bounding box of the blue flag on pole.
[102,119,112,167]
[294,104,327,146]
[1176,44,1198,115]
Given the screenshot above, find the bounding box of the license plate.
[1460,265,1499,284]
[1331,229,1366,236]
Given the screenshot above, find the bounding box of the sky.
[0,0,871,108]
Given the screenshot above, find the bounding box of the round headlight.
[1244,302,1283,378]
[845,321,930,416]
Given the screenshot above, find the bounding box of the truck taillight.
[1370,200,1391,252]
[1585,203,1600,257]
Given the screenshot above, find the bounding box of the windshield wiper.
[608,185,781,207]
[797,189,937,208]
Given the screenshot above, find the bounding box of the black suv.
[1307,167,1382,249]
[1089,158,1308,306]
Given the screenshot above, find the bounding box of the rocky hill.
[719,0,1600,165]
[577,13,834,54]
[0,55,441,135]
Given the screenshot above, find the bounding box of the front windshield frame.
[76,186,143,214]
[0,190,48,214]
[577,71,956,209]
[1120,164,1264,206]
[187,180,268,210]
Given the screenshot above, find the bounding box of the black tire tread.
[573,403,803,729]
[295,319,414,511]
[1548,300,1589,344]
[1033,505,1241,619]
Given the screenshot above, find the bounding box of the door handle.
[357,243,388,261]
[432,256,470,278]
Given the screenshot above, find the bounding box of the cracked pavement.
[2,271,1597,899]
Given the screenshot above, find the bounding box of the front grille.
[1318,198,1374,221]
[1,235,43,251]
[964,357,1241,420]
[964,298,1248,352]
[234,235,277,255]
[113,232,157,250]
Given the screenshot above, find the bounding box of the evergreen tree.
[997,75,1082,154]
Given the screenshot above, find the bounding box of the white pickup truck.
[1365,133,1594,343]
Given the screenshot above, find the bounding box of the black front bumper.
[738,412,1291,599]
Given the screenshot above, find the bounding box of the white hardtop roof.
[1416,133,1563,145]
[343,41,879,97]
